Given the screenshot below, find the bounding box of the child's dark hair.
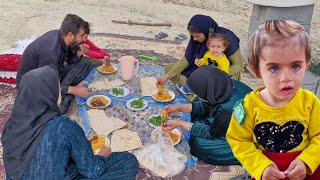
[248,20,310,78]
[84,21,90,34]
[207,29,229,49]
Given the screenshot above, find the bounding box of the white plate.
[109,87,129,97]
[152,89,175,102]
[126,98,148,111]
[151,128,181,146]
[170,128,182,145]
[86,95,111,109]
[147,114,168,128]
[97,64,117,74]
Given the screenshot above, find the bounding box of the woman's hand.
[98,146,112,158]
[163,104,180,116]
[163,104,192,115]
[194,58,200,66]
[68,86,91,98]
[156,74,170,86]
[262,164,286,180]
[161,119,182,131]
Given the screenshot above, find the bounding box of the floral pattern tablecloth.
[77,65,197,167]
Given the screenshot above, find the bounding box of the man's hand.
[285,159,307,180]
[262,164,286,180]
[98,146,112,158]
[68,86,91,98]
[77,81,88,87]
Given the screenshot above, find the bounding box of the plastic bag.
[133,127,187,178]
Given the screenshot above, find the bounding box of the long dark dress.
[185,66,252,165]
[2,66,138,180]
[189,80,252,165]
[22,116,138,180]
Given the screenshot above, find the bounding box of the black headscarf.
[182,14,240,77]
[187,66,234,113]
[1,65,61,179]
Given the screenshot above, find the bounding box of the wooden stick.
[112,20,171,27]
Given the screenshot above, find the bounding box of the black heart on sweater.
[254,121,304,152]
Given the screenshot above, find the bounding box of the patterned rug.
[0,35,247,180]
[0,85,16,180]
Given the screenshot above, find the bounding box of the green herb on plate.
[111,87,124,96]
[130,98,145,109]
[147,115,167,126]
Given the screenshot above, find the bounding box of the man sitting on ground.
[16,14,93,114]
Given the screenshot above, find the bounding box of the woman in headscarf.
[1,65,138,180]
[161,66,252,165]
[157,14,244,100]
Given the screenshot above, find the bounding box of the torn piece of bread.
[88,134,108,154]
[87,109,127,136]
[140,77,157,96]
[104,78,125,90]
[111,129,142,152]
[88,81,108,92]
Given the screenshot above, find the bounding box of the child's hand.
[104,56,111,65]
[285,159,307,180]
[79,44,89,54]
[194,58,200,66]
[262,164,286,180]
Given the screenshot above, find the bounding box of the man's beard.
[69,39,83,52]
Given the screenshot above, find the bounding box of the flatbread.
[111,129,142,152]
[140,77,157,96]
[104,78,125,90]
[88,81,108,92]
[87,109,127,136]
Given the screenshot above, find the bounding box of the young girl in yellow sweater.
[227,20,320,180]
[194,32,230,74]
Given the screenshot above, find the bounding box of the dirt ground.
[0,0,319,89]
